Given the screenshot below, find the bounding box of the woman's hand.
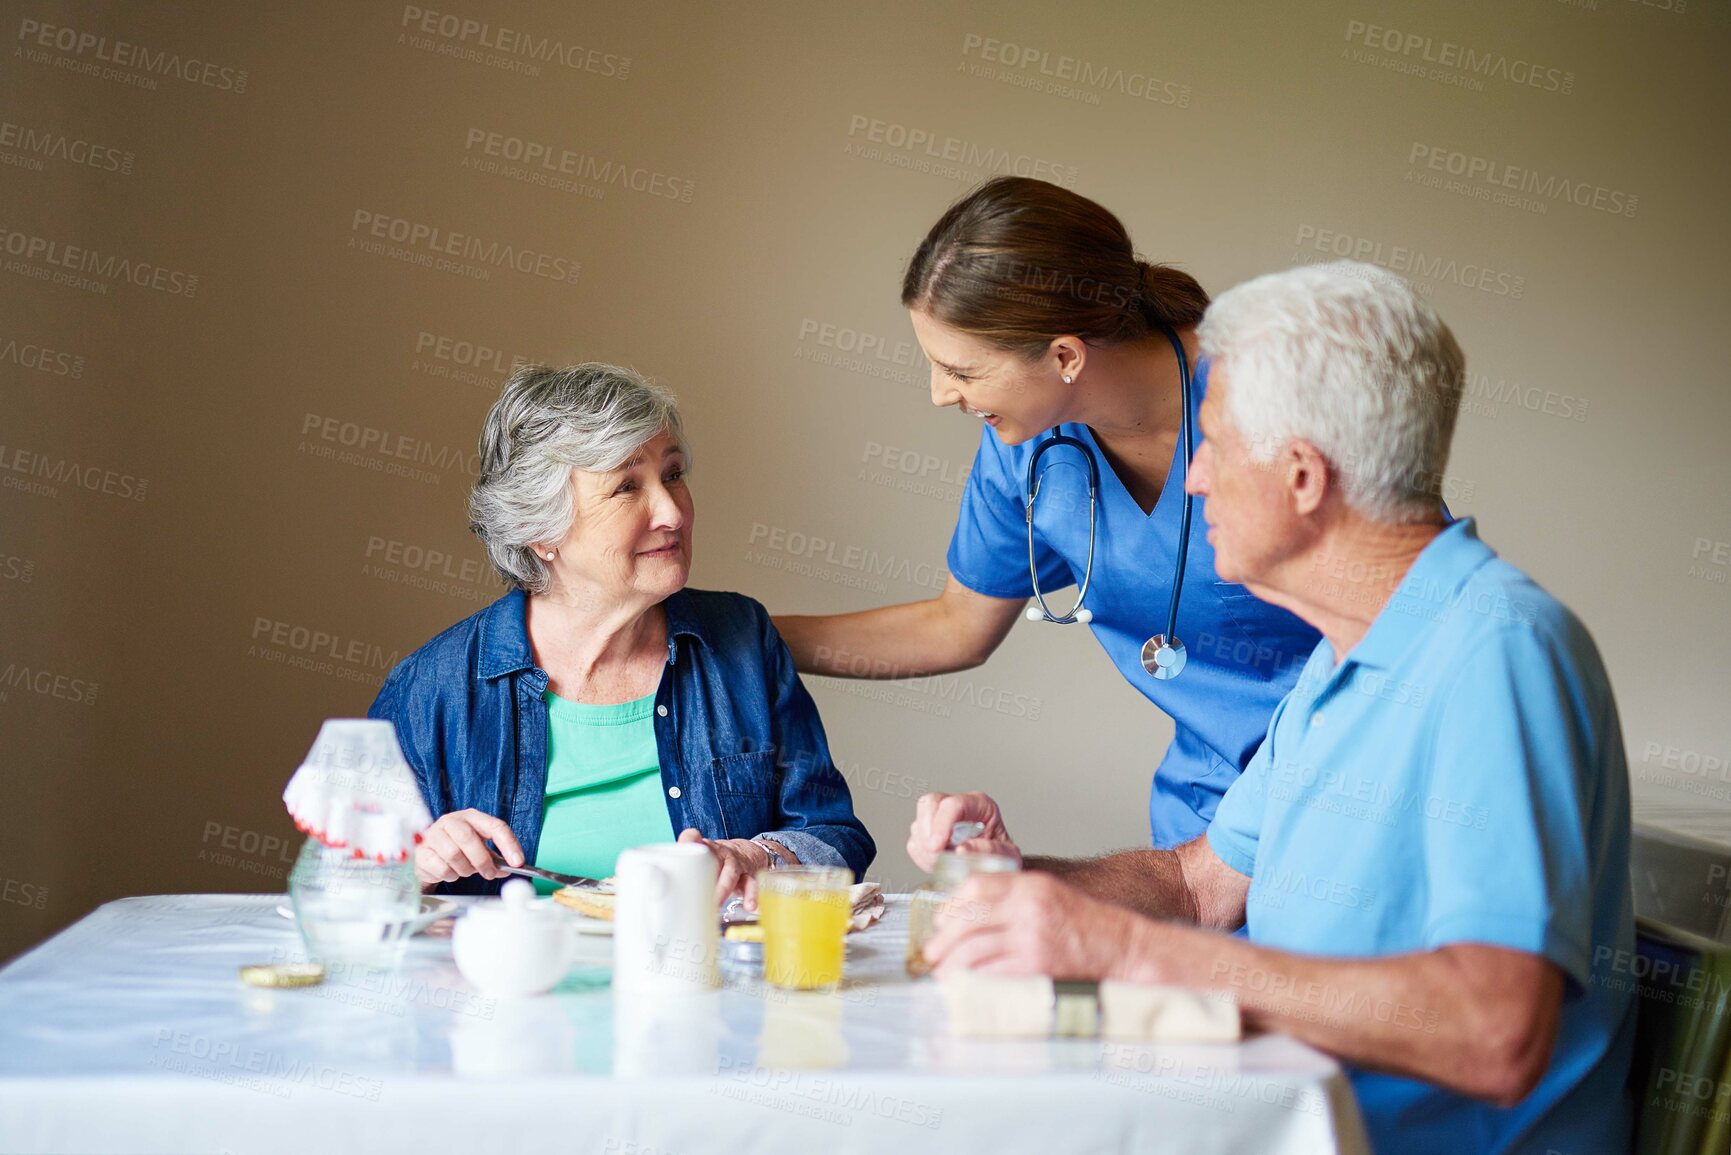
[677,828,783,909]
[415,808,525,890]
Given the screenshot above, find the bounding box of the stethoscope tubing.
[1023,326,1195,674]
[1163,327,1195,646]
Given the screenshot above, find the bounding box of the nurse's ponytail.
[1134,259,1209,339]
[902,176,1208,359]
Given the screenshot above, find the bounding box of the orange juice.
[758,868,851,991]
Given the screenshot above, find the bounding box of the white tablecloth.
[0,894,1369,1155]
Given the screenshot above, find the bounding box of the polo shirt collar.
[1347,517,1496,671]
[475,587,708,681]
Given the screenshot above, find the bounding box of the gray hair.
[468,363,688,593]
[1197,261,1464,524]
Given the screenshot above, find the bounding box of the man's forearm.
[1023,849,1197,922]
[1115,922,1559,1107]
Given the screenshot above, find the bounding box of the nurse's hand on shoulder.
[908,792,1022,872]
[923,872,1141,980]
[415,808,525,890]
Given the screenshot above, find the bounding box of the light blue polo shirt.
[949,358,1322,849]
[1208,518,1635,1154]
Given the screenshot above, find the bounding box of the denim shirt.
[368,586,876,895]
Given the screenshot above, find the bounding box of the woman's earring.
[1063,375,1074,384]
[544,551,555,560]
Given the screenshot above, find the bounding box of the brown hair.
[901,176,1209,359]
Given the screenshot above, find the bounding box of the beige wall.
[3,0,1727,961]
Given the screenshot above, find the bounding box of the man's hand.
[922,871,1155,981]
[907,791,1021,872]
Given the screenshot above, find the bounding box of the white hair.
[1197,261,1464,523]
[468,363,688,593]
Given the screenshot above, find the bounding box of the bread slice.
[552,886,616,920]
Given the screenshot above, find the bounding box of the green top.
[532,688,674,895]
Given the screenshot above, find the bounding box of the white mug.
[613,842,719,994]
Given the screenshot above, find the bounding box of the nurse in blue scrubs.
[774,177,1320,851]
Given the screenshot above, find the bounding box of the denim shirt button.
[656,705,668,717]
[668,786,682,799]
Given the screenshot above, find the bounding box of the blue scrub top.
[947,358,1321,848]
[1208,518,1634,1153]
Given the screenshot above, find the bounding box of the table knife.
[488,851,608,891]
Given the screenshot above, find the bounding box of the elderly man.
[916,261,1634,1154]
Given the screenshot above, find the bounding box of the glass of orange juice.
[756,866,851,992]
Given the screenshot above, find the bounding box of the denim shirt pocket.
[708,749,779,840]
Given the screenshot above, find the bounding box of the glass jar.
[287,837,421,970]
[905,851,1020,978]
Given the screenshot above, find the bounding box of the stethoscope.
[1022,326,1194,681]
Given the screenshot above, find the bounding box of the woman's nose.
[650,484,686,529]
[930,370,960,408]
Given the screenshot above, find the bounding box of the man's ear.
[1287,440,1330,516]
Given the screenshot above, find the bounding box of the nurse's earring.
[544,550,555,560]
[1062,375,1073,384]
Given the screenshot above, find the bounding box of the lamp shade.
[282,718,433,863]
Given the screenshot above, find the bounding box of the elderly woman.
[369,363,875,902]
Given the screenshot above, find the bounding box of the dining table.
[0,891,1370,1154]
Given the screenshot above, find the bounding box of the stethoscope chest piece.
[1141,634,1187,680]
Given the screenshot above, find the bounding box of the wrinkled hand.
[906,791,1021,873]
[677,828,776,909]
[923,872,1148,981]
[415,808,524,889]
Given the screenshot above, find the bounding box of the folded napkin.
[848,882,885,932]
